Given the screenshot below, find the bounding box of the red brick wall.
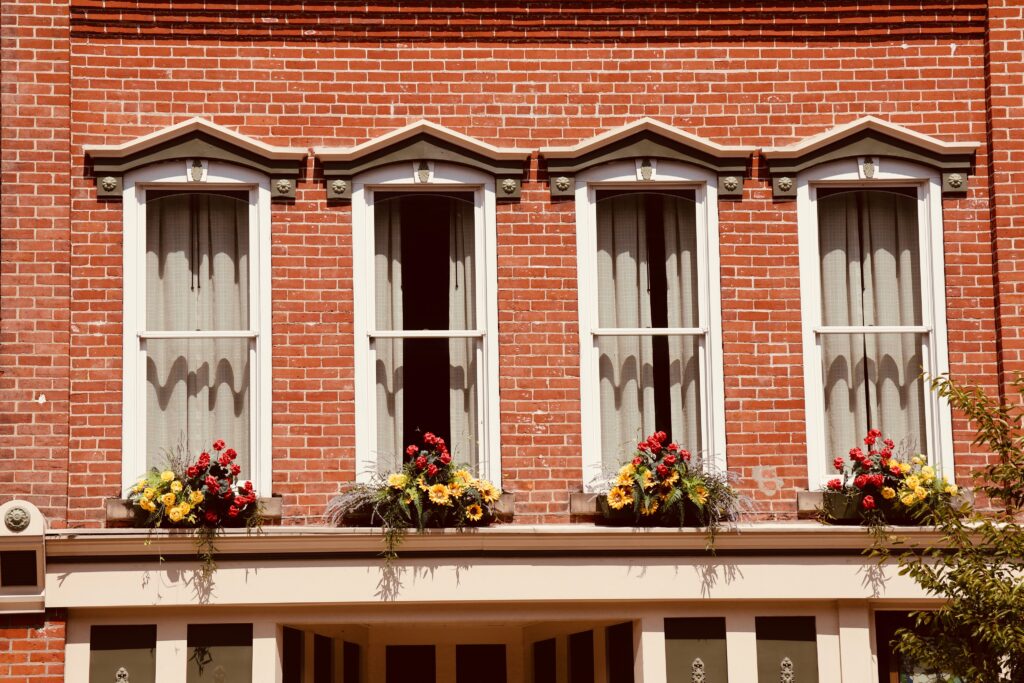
[3,2,1013,524]
[0,611,66,682]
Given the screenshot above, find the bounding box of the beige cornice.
[540,117,755,159]
[314,119,530,162]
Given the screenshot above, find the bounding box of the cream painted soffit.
[83,116,308,161]
[313,120,531,200]
[43,523,943,560]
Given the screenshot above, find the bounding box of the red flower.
[636,442,649,452]
[890,464,902,476]
[224,448,237,461]
[427,464,438,477]
[222,489,233,500]
[833,457,845,471]
[213,439,226,451]
[204,511,219,524]
[631,456,643,466]
[187,466,199,478]
[649,441,662,454]
[849,447,863,460]
[663,454,676,465]
[861,495,876,510]
[406,444,419,456]
[230,464,241,476]
[228,505,239,518]
[198,452,211,467]
[654,431,667,442]
[869,428,882,438]
[854,474,868,489]
[656,464,669,478]
[243,481,253,491]
[218,452,231,466]
[415,456,427,470]
[870,474,884,488]
[205,475,219,493]
[667,442,679,451]
[883,438,895,449]
[234,496,246,506]
[439,453,451,465]
[679,449,692,462]
[424,432,437,445]
[826,478,843,491]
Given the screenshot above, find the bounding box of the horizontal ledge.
[139,330,258,339]
[591,327,706,336]
[813,326,930,334]
[370,330,485,339]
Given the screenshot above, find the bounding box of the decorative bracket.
[315,120,529,201]
[762,116,978,198]
[539,118,754,200]
[84,118,307,201]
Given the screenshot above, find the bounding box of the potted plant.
[822,428,959,526]
[595,431,741,537]
[126,439,262,575]
[327,432,503,558]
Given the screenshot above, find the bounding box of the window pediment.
[540,118,754,199]
[84,117,307,199]
[314,120,530,200]
[762,116,979,197]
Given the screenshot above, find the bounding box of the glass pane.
[533,639,556,683]
[821,333,927,465]
[818,190,922,327]
[597,335,702,471]
[456,645,506,683]
[145,338,251,474]
[665,617,728,683]
[90,625,156,683]
[755,617,818,683]
[605,622,635,683]
[568,630,595,683]
[386,645,435,683]
[187,624,252,683]
[595,192,699,330]
[146,193,250,331]
[373,337,479,473]
[374,193,476,331]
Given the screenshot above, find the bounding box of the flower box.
[821,490,917,526]
[105,495,282,527]
[338,493,514,527]
[595,493,707,527]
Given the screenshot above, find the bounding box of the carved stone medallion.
[691,657,706,683]
[777,176,794,192]
[947,173,964,189]
[4,505,30,533]
[722,175,740,192]
[275,179,293,194]
[330,179,347,195]
[100,176,118,192]
[501,178,517,195]
[780,656,794,682]
[115,666,129,682]
[554,176,571,192]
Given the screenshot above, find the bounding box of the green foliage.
[876,374,1024,682]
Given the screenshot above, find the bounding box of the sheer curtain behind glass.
[596,193,701,472]
[145,193,251,473]
[818,190,926,461]
[373,194,478,472]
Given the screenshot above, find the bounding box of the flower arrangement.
[326,432,502,558]
[126,439,261,574]
[822,428,958,525]
[597,431,741,537]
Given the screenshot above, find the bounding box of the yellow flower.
[945,484,959,496]
[477,481,501,504]
[189,490,204,504]
[416,476,429,491]
[139,498,156,512]
[606,486,634,510]
[905,475,920,489]
[465,504,484,522]
[615,471,634,487]
[448,481,464,497]
[160,492,176,507]
[618,463,636,478]
[899,462,912,474]
[170,480,183,493]
[915,486,928,501]
[178,503,191,516]
[881,486,896,500]
[911,456,923,466]
[662,470,680,486]
[690,485,709,506]
[428,484,451,506]
[160,470,175,482]
[143,487,156,500]
[900,493,917,507]
[921,465,935,482]
[453,469,473,486]
[387,473,409,490]
[641,471,657,490]
[132,479,146,493]
[167,506,184,522]
[640,499,660,516]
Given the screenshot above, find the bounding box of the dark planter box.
[105,496,282,527]
[821,491,916,526]
[339,494,514,528]
[595,494,709,528]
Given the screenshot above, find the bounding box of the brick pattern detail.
[0,611,66,682]
[0,2,1014,525]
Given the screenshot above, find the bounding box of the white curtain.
[145,193,250,472]
[373,196,478,472]
[596,193,702,471]
[819,190,925,459]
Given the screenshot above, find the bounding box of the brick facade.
[0,611,66,681]
[1,2,1020,525]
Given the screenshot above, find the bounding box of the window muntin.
[353,164,499,484]
[594,191,704,470]
[817,190,928,462]
[576,161,726,487]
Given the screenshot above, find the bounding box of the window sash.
[814,325,930,335]
[592,327,706,336]
[369,329,485,339]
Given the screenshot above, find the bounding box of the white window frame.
[351,162,500,485]
[121,161,272,494]
[575,159,727,489]
[797,157,954,486]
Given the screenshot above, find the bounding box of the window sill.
[104,495,283,527]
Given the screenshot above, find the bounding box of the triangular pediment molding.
[762,116,979,196]
[84,118,308,199]
[539,118,754,198]
[314,120,531,200]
